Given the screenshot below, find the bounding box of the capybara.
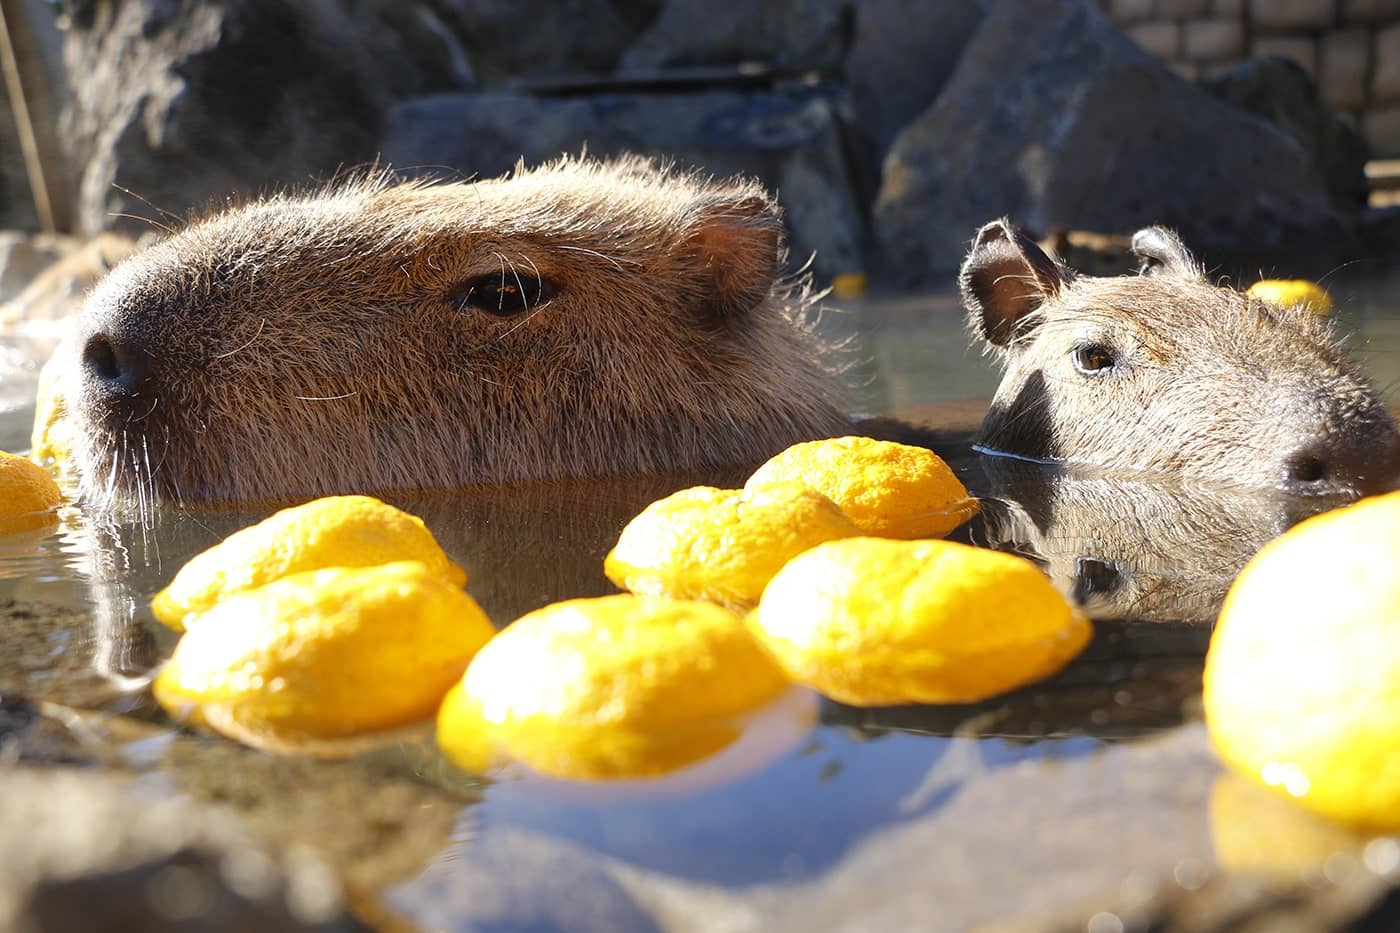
[65,157,850,505]
[961,220,1400,495]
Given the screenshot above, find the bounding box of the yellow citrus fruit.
[1205,490,1400,829]
[29,353,74,471]
[436,594,791,780]
[1246,279,1333,316]
[749,537,1092,706]
[745,436,978,539]
[151,495,465,631]
[154,561,495,743]
[604,483,858,608]
[0,450,62,536]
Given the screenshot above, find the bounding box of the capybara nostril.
[1285,450,1330,486]
[1285,435,1400,496]
[82,332,151,397]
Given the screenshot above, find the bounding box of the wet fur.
[68,157,852,505]
[963,220,1400,494]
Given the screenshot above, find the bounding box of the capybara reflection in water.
[961,221,1400,496]
[67,157,850,504]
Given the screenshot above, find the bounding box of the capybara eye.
[1072,556,1123,601]
[1073,343,1117,375]
[450,274,551,317]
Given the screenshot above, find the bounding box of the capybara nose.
[82,331,152,399]
[1284,448,1330,487]
[1285,435,1400,497]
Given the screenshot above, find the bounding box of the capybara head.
[960,220,1400,495]
[67,157,850,505]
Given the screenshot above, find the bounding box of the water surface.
[1,275,1397,930]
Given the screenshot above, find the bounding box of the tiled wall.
[1098,0,1400,155]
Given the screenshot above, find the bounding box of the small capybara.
[961,220,1400,496]
[66,157,850,505]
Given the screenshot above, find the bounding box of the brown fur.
[961,220,1400,495]
[65,157,851,505]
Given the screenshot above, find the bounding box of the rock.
[843,0,983,191]
[437,0,662,82]
[1372,22,1400,105]
[1110,0,1156,21]
[1200,56,1371,209]
[0,692,96,765]
[389,826,662,932]
[1182,19,1246,64]
[1128,21,1182,59]
[58,0,473,237]
[1318,28,1372,111]
[620,0,848,76]
[872,0,1361,286]
[0,232,71,305]
[0,767,367,931]
[381,88,866,278]
[153,730,472,895]
[1251,35,1319,76]
[1344,0,1400,24]
[0,598,157,711]
[0,231,139,333]
[998,775,1400,933]
[0,112,39,236]
[1249,0,1337,33]
[602,726,1224,932]
[1364,104,1400,157]
[1003,870,1400,933]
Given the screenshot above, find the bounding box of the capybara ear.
[1131,226,1201,278]
[686,195,784,321]
[960,219,1068,346]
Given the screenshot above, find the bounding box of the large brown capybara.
[65,157,851,505]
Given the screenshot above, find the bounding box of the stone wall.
[0,0,1374,284]
[1099,0,1400,155]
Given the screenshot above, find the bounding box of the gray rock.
[0,598,156,711]
[0,232,70,305]
[390,826,662,933]
[872,0,1360,286]
[437,0,662,82]
[844,0,984,171]
[0,692,95,765]
[1002,869,1400,933]
[0,767,366,931]
[0,232,140,331]
[151,729,475,896]
[381,88,866,278]
[58,0,473,237]
[1200,55,1371,209]
[620,0,849,76]
[586,726,1224,933]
